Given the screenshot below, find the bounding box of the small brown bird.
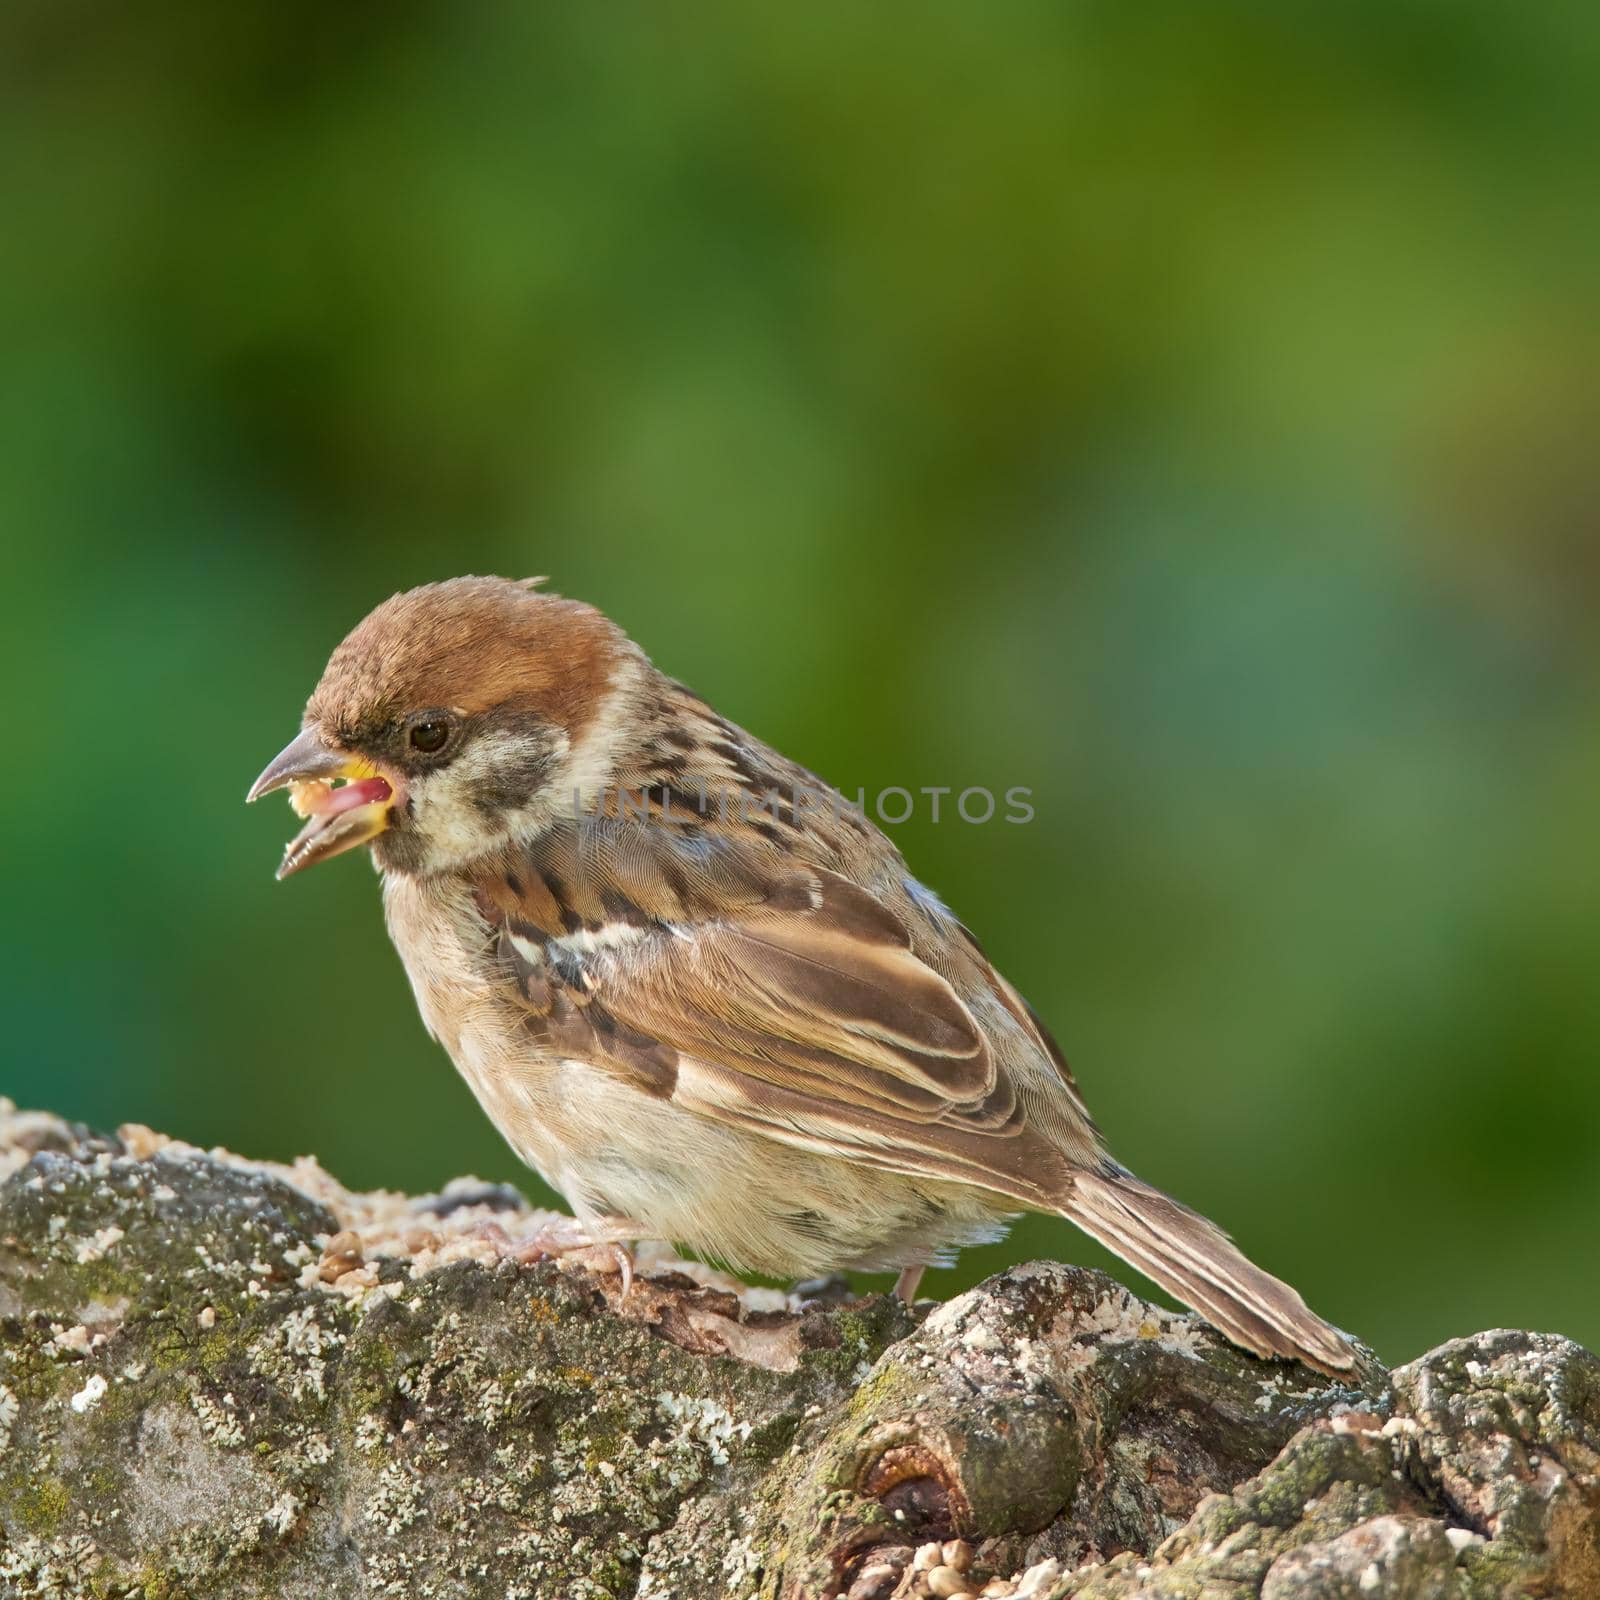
[249,576,1354,1373]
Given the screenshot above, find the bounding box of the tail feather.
[1060,1166,1356,1375]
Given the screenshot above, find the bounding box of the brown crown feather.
[305,577,630,743]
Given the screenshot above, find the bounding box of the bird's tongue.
[277,773,396,880]
[324,776,393,814]
[291,775,394,818]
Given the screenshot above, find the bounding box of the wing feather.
[472,820,1066,1202]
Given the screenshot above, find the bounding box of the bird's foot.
[790,1272,856,1307]
[893,1265,927,1304]
[472,1216,638,1298]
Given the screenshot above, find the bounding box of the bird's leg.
[473,1215,639,1299]
[893,1265,926,1303]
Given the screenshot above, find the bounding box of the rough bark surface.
[0,1103,1595,1600]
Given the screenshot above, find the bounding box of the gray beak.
[246,727,348,803]
[246,726,397,879]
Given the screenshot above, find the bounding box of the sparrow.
[248,576,1354,1373]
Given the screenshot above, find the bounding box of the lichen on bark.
[0,1102,1595,1600]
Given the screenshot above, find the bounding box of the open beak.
[246,727,396,880]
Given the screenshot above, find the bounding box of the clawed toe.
[470,1217,637,1297]
[791,1272,855,1307]
[608,1243,634,1299]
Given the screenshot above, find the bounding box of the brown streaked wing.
[617,900,1004,1116]
[485,903,680,1100]
[469,825,1076,1201]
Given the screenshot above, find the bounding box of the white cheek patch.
[407,727,572,869]
[400,651,647,874]
[405,770,498,862]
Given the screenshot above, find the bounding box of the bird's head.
[247,576,637,878]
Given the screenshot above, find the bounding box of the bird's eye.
[408,719,451,754]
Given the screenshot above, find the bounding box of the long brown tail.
[1060,1165,1355,1374]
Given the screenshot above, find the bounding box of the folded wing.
[472,818,1069,1205]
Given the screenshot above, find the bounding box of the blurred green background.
[3,3,1597,1364]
